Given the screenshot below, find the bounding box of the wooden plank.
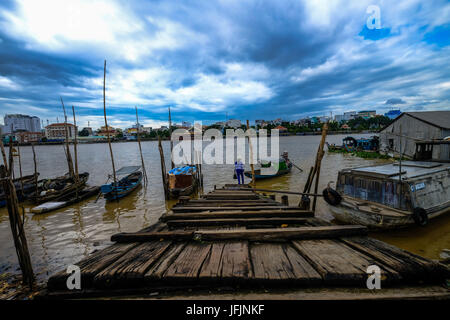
[179,202,277,207]
[145,243,187,280]
[162,243,212,281]
[291,239,396,284]
[283,244,322,283]
[47,243,138,290]
[341,237,449,281]
[93,241,171,288]
[196,226,367,242]
[167,217,310,228]
[161,210,313,221]
[251,243,303,282]
[198,242,253,281]
[171,206,299,213]
[111,231,193,243]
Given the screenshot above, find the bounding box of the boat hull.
[244,167,292,180]
[102,172,142,201]
[328,200,450,230]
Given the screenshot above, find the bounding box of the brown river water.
[1,134,449,285]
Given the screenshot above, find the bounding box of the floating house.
[379,111,450,161]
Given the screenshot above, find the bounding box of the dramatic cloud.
[0,0,449,129]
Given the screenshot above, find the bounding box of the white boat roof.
[348,161,450,180]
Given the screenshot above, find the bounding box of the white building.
[226,119,242,128]
[45,123,77,140]
[3,114,41,133]
[343,111,357,121]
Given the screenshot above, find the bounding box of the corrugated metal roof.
[406,111,450,129]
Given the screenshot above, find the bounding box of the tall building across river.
[3,114,41,134]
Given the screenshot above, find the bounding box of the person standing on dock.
[235,158,245,184]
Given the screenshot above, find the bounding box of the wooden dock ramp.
[44,185,449,299]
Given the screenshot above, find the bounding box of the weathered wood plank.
[111,231,193,243]
[93,241,172,288]
[251,243,300,282]
[283,244,323,283]
[47,243,138,290]
[198,242,253,281]
[341,237,449,281]
[162,243,212,281]
[291,239,396,284]
[167,217,310,228]
[161,210,313,221]
[171,206,300,213]
[196,226,367,242]
[145,243,187,280]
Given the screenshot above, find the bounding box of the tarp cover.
[168,165,197,175]
[115,166,141,176]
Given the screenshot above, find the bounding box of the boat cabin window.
[337,173,411,210]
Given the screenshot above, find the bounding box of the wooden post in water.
[158,135,169,200]
[135,106,148,187]
[168,106,174,169]
[311,122,328,213]
[16,144,25,198]
[246,120,256,188]
[31,143,38,197]
[0,141,34,288]
[60,97,75,179]
[103,60,117,196]
[72,106,79,181]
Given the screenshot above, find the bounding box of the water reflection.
[0,134,448,285]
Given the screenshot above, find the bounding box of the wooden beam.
[111,231,194,243]
[171,206,298,212]
[196,225,367,241]
[167,217,310,227]
[111,225,367,243]
[161,210,313,221]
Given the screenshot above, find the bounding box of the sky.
[0,0,449,130]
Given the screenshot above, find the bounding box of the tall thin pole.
[60,97,75,179]
[158,135,169,200]
[17,144,24,198]
[168,106,174,169]
[312,122,328,212]
[135,106,148,187]
[246,120,256,188]
[103,60,117,191]
[72,106,79,181]
[31,143,38,197]
[0,141,34,288]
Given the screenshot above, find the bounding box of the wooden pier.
[44,185,449,299]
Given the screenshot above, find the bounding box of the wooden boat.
[327,136,379,152]
[101,166,142,201]
[0,173,40,207]
[31,172,89,204]
[244,159,292,180]
[324,161,450,229]
[167,165,198,198]
[31,186,100,214]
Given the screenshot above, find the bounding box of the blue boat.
[101,166,143,201]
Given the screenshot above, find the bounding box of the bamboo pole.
[103,60,117,197]
[60,97,75,179]
[168,106,174,169]
[72,106,79,181]
[246,120,256,188]
[135,106,148,187]
[31,143,38,197]
[0,141,34,288]
[312,123,328,212]
[158,135,169,200]
[17,144,24,199]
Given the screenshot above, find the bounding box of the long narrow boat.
[101,166,142,201]
[244,159,292,180]
[0,173,40,207]
[31,172,90,204]
[324,161,450,229]
[31,186,100,214]
[167,165,198,198]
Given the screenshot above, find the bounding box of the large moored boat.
[324,161,450,229]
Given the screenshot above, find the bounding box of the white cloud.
[0,76,20,90]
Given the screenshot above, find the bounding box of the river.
[0,134,449,285]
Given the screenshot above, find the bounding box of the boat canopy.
[169,165,197,175]
[115,166,141,176]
